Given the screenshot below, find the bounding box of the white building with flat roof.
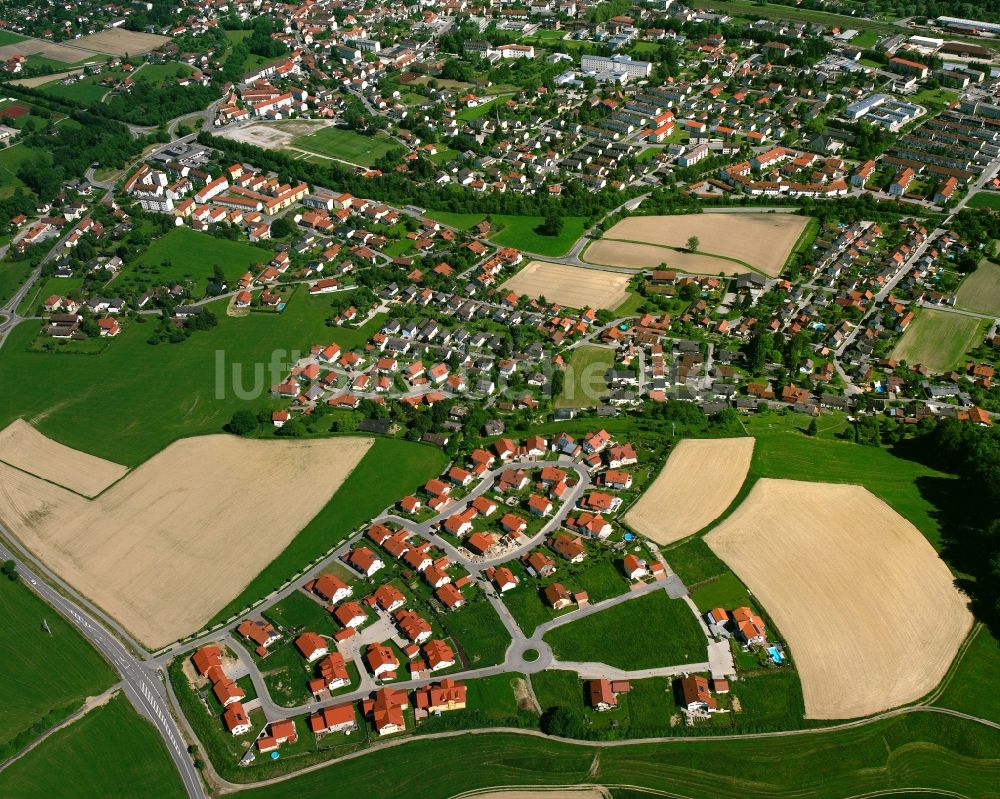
[580,53,652,79]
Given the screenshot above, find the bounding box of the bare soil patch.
[500,261,630,310]
[626,437,754,545]
[0,435,372,648]
[218,120,328,151]
[603,213,810,276]
[705,479,973,719]
[0,420,127,497]
[584,239,746,275]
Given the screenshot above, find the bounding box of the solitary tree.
[806,418,818,437]
[687,235,700,253]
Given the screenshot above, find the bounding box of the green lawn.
[556,345,614,408]
[0,143,50,199]
[456,94,513,122]
[910,88,959,114]
[127,227,273,295]
[955,258,1000,316]
[0,579,116,754]
[689,572,752,613]
[530,669,582,712]
[890,308,983,374]
[292,126,398,167]
[612,291,646,316]
[134,61,193,86]
[0,693,185,799]
[263,589,335,633]
[441,596,512,668]
[542,591,707,670]
[0,259,36,307]
[0,293,384,466]
[208,437,447,624]
[38,75,110,105]
[0,31,27,45]
[18,276,84,316]
[236,713,1000,799]
[933,626,1000,725]
[426,211,587,257]
[966,192,1000,210]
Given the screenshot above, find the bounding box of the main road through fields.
[0,528,206,799]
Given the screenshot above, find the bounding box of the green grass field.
[0,260,36,307]
[966,193,1000,210]
[127,227,273,295]
[292,126,397,167]
[933,626,1000,725]
[235,713,1000,799]
[0,143,50,199]
[0,31,27,45]
[38,75,110,105]
[0,293,385,466]
[556,345,614,408]
[542,591,707,670]
[426,211,587,257]
[440,596,512,668]
[688,572,752,613]
[890,308,983,373]
[0,693,186,799]
[0,580,116,752]
[18,276,84,315]
[456,94,513,122]
[208,437,447,624]
[955,258,1000,316]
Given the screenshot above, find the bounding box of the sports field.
[0,435,372,647]
[0,579,116,751]
[955,258,1000,316]
[292,126,398,166]
[0,420,127,497]
[0,693,185,799]
[890,308,983,373]
[501,261,631,310]
[583,239,745,275]
[706,479,972,719]
[626,438,754,544]
[602,214,811,276]
[555,346,614,408]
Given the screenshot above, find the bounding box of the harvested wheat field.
[0,420,127,497]
[626,437,754,544]
[500,261,630,310]
[584,239,745,275]
[603,213,810,276]
[0,435,372,648]
[705,479,972,719]
[72,29,170,56]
